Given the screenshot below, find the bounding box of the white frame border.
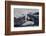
[11,5,42,31]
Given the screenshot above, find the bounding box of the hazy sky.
[14,8,39,18]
